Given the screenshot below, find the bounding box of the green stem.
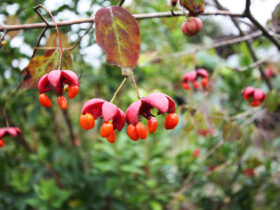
[110,77,127,103]
[131,71,141,99]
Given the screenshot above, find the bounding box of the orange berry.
[80,113,95,130]
[39,93,52,107]
[201,78,208,88]
[135,122,148,139]
[127,124,139,141]
[148,117,158,134]
[164,113,179,130]
[193,81,200,89]
[183,82,191,90]
[107,130,116,143]
[58,96,68,110]
[100,122,114,138]
[251,100,261,107]
[0,139,4,147]
[68,85,79,99]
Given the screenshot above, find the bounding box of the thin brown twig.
[159,31,262,59]
[213,0,273,90]
[18,133,37,154]
[31,27,48,58]
[0,10,244,32]
[110,77,127,103]
[45,162,64,188]
[62,109,76,147]
[34,5,63,70]
[49,107,64,146]
[131,71,141,99]
[118,0,126,7]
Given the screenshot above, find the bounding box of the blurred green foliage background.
[1,0,280,209]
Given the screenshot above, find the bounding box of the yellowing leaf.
[95,6,141,68]
[45,32,71,48]
[21,50,72,89]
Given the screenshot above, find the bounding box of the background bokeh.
[1,0,280,209]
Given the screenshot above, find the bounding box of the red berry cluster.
[38,70,79,109]
[243,87,266,107]
[79,93,179,143]
[80,99,126,143]
[126,93,179,141]
[192,149,200,158]
[243,168,256,177]
[183,69,209,91]
[181,17,203,36]
[0,127,21,148]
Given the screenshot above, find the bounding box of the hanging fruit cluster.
[38,70,79,109]
[0,127,21,148]
[183,69,209,91]
[243,87,266,107]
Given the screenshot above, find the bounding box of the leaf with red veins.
[113,109,126,131]
[102,102,119,122]
[197,69,209,78]
[126,100,142,124]
[95,6,141,68]
[0,127,21,138]
[254,89,266,101]
[183,71,197,83]
[82,98,105,119]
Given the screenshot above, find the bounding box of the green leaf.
[264,89,279,113]
[95,6,141,68]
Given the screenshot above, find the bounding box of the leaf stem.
[34,5,63,70]
[110,77,127,103]
[131,71,141,99]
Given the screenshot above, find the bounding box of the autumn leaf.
[272,3,280,33]
[45,32,71,48]
[180,0,204,16]
[21,50,72,89]
[5,15,20,40]
[222,122,242,141]
[95,6,141,68]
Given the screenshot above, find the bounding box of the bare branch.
[62,109,76,147]
[118,0,126,7]
[0,10,244,32]
[213,0,273,89]
[247,14,280,51]
[159,31,262,59]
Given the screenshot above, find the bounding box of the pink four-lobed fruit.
[181,17,203,36]
[38,70,79,109]
[243,87,266,107]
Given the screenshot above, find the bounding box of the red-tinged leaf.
[45,32,71,48]
[272,3,280,33]
[95,6,141,68]
[5,15,20,40]
[180,0,204,16]
[21,50,72,89]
